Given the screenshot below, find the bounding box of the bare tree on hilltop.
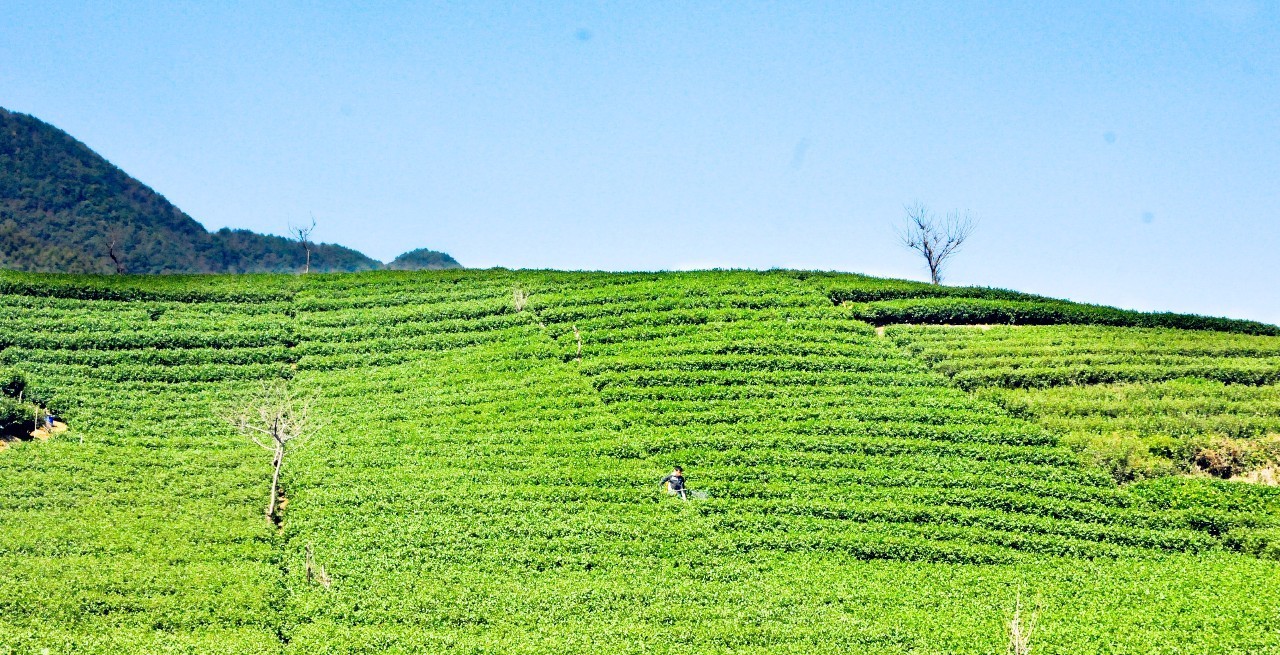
[897,203,977,285]
[290,217,317,274]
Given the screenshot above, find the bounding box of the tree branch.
[896,203,977,285]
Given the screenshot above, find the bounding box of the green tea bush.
[892,325,1280,484]
[850,298,1280,335]
[0,368,26,398]
[1225,527,1280,560]
[825,279,1043,304]
[0,396,34,439]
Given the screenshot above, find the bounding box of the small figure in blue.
[660,466,687,501]
[44,414,55,430]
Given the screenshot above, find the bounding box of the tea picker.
[660,466,688,501]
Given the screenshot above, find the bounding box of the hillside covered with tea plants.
[1,269,1278,654]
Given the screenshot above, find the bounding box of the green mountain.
[387,247,461,270]
[1,269,1278,652]
[0,107,459,273]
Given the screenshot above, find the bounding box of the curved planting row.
[886,324,1280,499]
[841,296,1280,335]
[4,270,1279,653]
[0,287,297,652]
[525,275,1280,565]
[890,325,1280,388]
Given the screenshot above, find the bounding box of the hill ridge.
[0,107,460,273]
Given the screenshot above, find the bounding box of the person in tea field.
[660,466,687,500]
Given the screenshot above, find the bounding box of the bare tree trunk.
[267,443,284,520]
[291,218,317,275]
[305,543,315,584]
[227,382,315,525]
[107,234,127,274]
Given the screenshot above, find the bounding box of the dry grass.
[1231,466,1278,486]
[27,421,67,441]
[2,420,68,452]
[1193,434,1280,482]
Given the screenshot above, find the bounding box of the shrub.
[0,396,35,439]
[845,298,1280,336]
[1192,435,1280,479]
[0,368,26,398]
[1065,432,1180,484]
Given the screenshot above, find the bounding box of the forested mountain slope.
[0,107,459,274]
[0,270,1278,654]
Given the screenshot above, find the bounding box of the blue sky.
[2,2,1277,323]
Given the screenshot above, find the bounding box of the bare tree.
[227,382,318,524]
[106,230,127,275]
[1006,592,1037,655]
[897,203,977,285]
[290,217,317,274]
[512,288,529,313]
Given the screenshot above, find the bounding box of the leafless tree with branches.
[290,217,317,274]
[227,381,318,524]
[897,203,977,285]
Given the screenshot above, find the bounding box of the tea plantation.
[889,324,1280,484]
[1,270,1279,654]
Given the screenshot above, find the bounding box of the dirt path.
[3,421,69,448]
[29,421,68,440]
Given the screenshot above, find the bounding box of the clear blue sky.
[3,2,1277,323]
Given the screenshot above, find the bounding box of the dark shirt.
[661,473,685,491]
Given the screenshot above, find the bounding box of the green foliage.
[847,297,1280,335]
[0,108,212,274]
[0,396,32,439]
[0,368,38,439]
[386,247,463,270]
[2,270,1280,653]
[0,107,457,274]
[1225,527,1280,560]
[891,325,1280,484]
[209,228,382,273]
[890,325,1280,390]
[0,368,26,397]
[821,276,1045,304]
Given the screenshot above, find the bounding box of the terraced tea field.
[889,325,1280,486]
[1,271,1279,654]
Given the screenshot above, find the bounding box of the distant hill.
[0,107,460,273]
[387,248,461,271]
